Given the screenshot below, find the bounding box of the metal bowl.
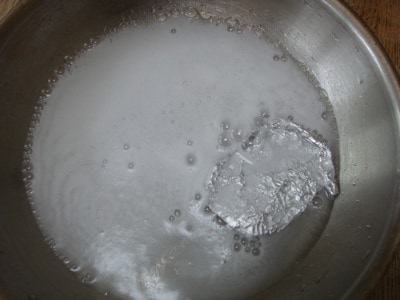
[0,0,399,299]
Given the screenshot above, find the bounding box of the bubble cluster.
[220,120,230,131]
[81,273,94,284]
[231,232,262,256]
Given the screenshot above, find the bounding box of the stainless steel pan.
[0,0,399,299]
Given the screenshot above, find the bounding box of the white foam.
[29,16,337,300]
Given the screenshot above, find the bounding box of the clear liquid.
[27,16,338,300]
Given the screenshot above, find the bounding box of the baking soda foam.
[27,15,338,300]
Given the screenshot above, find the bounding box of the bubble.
[252,248,261,256]
[233,129,244,141]
[186,225,193,231]
[242,133,258,150]
[312,196,323,208]
[273,55,280,61]
[170,28,177,34]
[70,264,79,272]
[174,209,181,217]
[128,162,135,169]
[184,7,198,18]
[204,205,212,214]
[218,133,231,147]
[366,224,371,230]
[81,273,94,284]
[240,237,248,245]
[321,111,328,120]
[287,115,294,121]
[245,247,251,252]
[157,13,168,22]
[23,172,34,181]
[186,153,196,165]
[236,28,243,34]
[171,8,181,17]
[227,25,235,32]
[194,193,202,200]
[220,120,230,131]
[233,243,241,252]
[187,139,193,146]
[226,17,239,27]
[233,233,240,241]
[23,162,33,171]
[123,143,130,150]
[169,215,175,221]
[352,182,357,187]
[215,216,227,226]
[249,240,255,247]
[104,290,110,297]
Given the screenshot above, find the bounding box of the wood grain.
[0,0,399,299]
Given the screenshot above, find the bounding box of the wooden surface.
[0,0,399,299]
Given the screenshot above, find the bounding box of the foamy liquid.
[28,16,337,300]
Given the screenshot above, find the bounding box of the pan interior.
[25,12,339,300]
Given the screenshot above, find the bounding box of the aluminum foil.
[207,119,339,236]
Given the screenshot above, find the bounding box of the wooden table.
[0,0,399,299]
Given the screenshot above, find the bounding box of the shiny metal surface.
[0,0,399,299]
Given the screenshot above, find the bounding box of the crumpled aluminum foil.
[207,119,338,236]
